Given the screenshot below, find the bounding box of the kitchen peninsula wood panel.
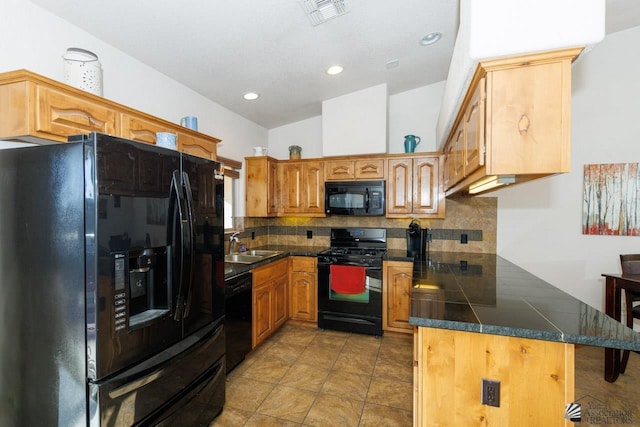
[414,327,574,427]
[0,70,220,159]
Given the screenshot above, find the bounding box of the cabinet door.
[120,113,172,144]
[290,271,317,322]
[267,160,279,216]
[383,261,414,333]
[282,162,303,214]
[178,132,216,160]
[464,77,485,177]
[412,156,439,215]
[355,158,385,179]
[282,162,324,215]
[252,281,273,348]
[486,60,570,175]
[386,159,413,215]
[450,122,465,185]
[36,86,117,139]
[325,160,354,180]
[303,162,324,214]
[246,157,278,217]
[272,273,288,330]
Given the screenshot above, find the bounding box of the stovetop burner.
[320,247,387,257]
[319,228,388,260]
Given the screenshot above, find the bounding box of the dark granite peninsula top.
[410,252,640,351]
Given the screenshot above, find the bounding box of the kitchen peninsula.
[409,252,640,427]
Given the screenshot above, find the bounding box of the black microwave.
[324,180,385,216]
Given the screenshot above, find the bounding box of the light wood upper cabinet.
[178,132,217,160]
[0,76,117,142]
[280,161,325,216]
[245,156,279,217]
[387,155,444,218]
[0,70,220,160]
[325,158,385,181]
[443,47,582,195]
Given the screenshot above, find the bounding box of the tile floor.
[212,322,413,426]
[211,321,639,427]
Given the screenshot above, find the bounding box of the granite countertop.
[224,245,327,279]
[409,251,640,351]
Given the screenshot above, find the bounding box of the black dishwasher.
[225,272,252,373]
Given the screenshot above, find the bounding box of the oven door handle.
[327,261,381,269]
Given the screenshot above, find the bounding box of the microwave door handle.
[181,171,195,319]
[170,170,187,321]
[365,188,370,213]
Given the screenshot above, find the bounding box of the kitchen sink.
[224,250,282,264]
[224,254,263,264]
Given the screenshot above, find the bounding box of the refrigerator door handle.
[171,170,188,321]
[181,171,195,319]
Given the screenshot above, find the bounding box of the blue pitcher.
[404,135,421,153]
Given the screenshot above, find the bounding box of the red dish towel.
[330,265,366,294]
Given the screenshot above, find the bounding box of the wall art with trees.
[583,163,640,235]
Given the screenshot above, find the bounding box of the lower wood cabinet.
[252,258,289,348]
[289,257,317,322]
[383,260,414,333]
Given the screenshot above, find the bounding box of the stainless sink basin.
[243,250,282,257]
[224,250,282,264]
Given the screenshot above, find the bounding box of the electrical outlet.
[482,379,500,407]
[460,233,468,244]
[306,230,313,239]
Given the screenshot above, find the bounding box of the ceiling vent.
[300,0,351,26]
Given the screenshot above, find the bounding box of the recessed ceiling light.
[327,65,343,75]
[243,92,259,101]
[419,32,442,46]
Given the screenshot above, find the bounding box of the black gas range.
[317,228,387,336]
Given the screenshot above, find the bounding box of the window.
[218,156,242,231]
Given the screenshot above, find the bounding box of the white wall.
[267,82,445,158]
[495,25,640,315]
[2,0,269,216]
[267,116,323,160]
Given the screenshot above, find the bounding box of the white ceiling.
[27,0,640,130]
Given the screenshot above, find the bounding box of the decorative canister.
[63,48,103,96]
[289,145,302,159]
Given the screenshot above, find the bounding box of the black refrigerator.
[0,133,226,426]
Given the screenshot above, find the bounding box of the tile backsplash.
[230,197,497,254]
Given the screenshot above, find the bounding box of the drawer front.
[252,258,289,284]
[291,256,317,273]
[325,160,354,180]
[178,132,216,160]
[120,113,172,145]
[36,86,116,138]
[355,158,384,179]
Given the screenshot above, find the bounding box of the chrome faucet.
[228,232,240,254]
